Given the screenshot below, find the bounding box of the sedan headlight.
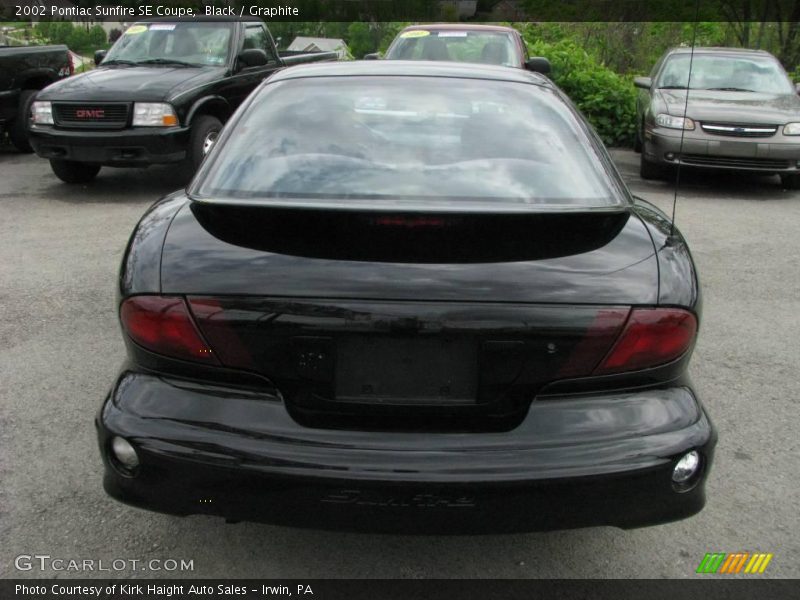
[132,103,178,127]
[655,113,695,130]
[31,101,54,125]
[783,122,800,135]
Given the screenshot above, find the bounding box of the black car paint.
[99,63,714,532]
[29,19,336,167]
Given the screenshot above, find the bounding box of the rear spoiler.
[189,200,630,264]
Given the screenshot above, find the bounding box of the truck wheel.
[187,115,222,172]
[780,174,800,190]
[49,159,101,184]
[8,90,37,153]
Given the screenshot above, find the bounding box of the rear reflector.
[120,296,219,364]
[593,308,697,375]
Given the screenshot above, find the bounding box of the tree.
[88,25,107,50]
[108,28,122,44]
[66,27,89,53]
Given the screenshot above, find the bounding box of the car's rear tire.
[640,153,666,180]
[8,89,37,153]
[49,159,101,184]
[780,174,800,190]
[187,115,222,173]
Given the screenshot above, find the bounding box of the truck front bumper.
[29,124,190,167]
[97,370,716,534]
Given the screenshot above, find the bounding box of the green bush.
[523,36,638,147]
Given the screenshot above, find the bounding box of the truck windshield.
[386,30,518,67]
[196,76,621,208]
[104,22,232,67]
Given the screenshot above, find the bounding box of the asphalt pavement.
[1,146,798,578]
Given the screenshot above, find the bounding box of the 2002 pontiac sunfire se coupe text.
[97,61,716,533]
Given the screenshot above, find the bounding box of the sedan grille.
[700,122,778,138]
[53,102,129,129]
[680,154,791,170]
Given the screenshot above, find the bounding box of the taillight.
[594,308,697,375]
[120,296,219,364]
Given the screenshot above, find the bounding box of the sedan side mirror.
[795,82,800,95]
[237,48,268,69]
[634,76,652,90]
[524,57,551,74]
[363,53,380,60]
[94,49,107,65]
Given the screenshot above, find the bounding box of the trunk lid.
[161,200,658,431]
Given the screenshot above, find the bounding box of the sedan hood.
[37,65,225,102]
[159,199,659,305]
[659,89,800,123]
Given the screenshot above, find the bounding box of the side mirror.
[795,82,800,95]
[94,49,107,65]
[237,48,268,69]
[524,57,551,74]
[634,76,653,90]
[363,53,380,60]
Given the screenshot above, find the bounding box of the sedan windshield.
[104,22,232,67]
[657,54,793,94]
[196,77,619,207]
[385,30,518,67]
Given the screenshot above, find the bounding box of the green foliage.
[88,25,107,50]
[523,34,638,147]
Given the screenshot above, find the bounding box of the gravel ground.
[1,145,798,579]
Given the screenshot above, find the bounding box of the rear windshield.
[386,30,518,67]
[196,76,621,207]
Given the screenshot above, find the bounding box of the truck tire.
[187,115,222,172]
[8,90,37,153]
[49,159,101,184]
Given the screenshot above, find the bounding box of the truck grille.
[680,154,791,170]
[53,103,129,129]
[700,122,778,138]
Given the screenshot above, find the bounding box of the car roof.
[269,60,551,86]
[401,23,519,34]
[668,46,774,57]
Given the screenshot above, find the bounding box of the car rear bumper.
[644,126,800,173]
[97,370,716,533]
[29,124,189,166]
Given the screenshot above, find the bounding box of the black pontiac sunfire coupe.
[97,61,715,533]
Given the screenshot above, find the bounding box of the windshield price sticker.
[438,32,469,38]
[150,24,177,31]
[400,30,430,39]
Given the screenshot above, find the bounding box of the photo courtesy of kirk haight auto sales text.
[16,584,315,596]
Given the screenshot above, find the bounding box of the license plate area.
[334,336,478,405]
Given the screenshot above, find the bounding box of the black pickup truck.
[29,18,337,183]
[0,44,72,151]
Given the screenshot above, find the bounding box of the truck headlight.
[655,113,695,130]
[132,103,178,127]
[783,122,800,135]
[31,101,54,125]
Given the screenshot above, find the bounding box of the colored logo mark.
[697,552,773,574]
